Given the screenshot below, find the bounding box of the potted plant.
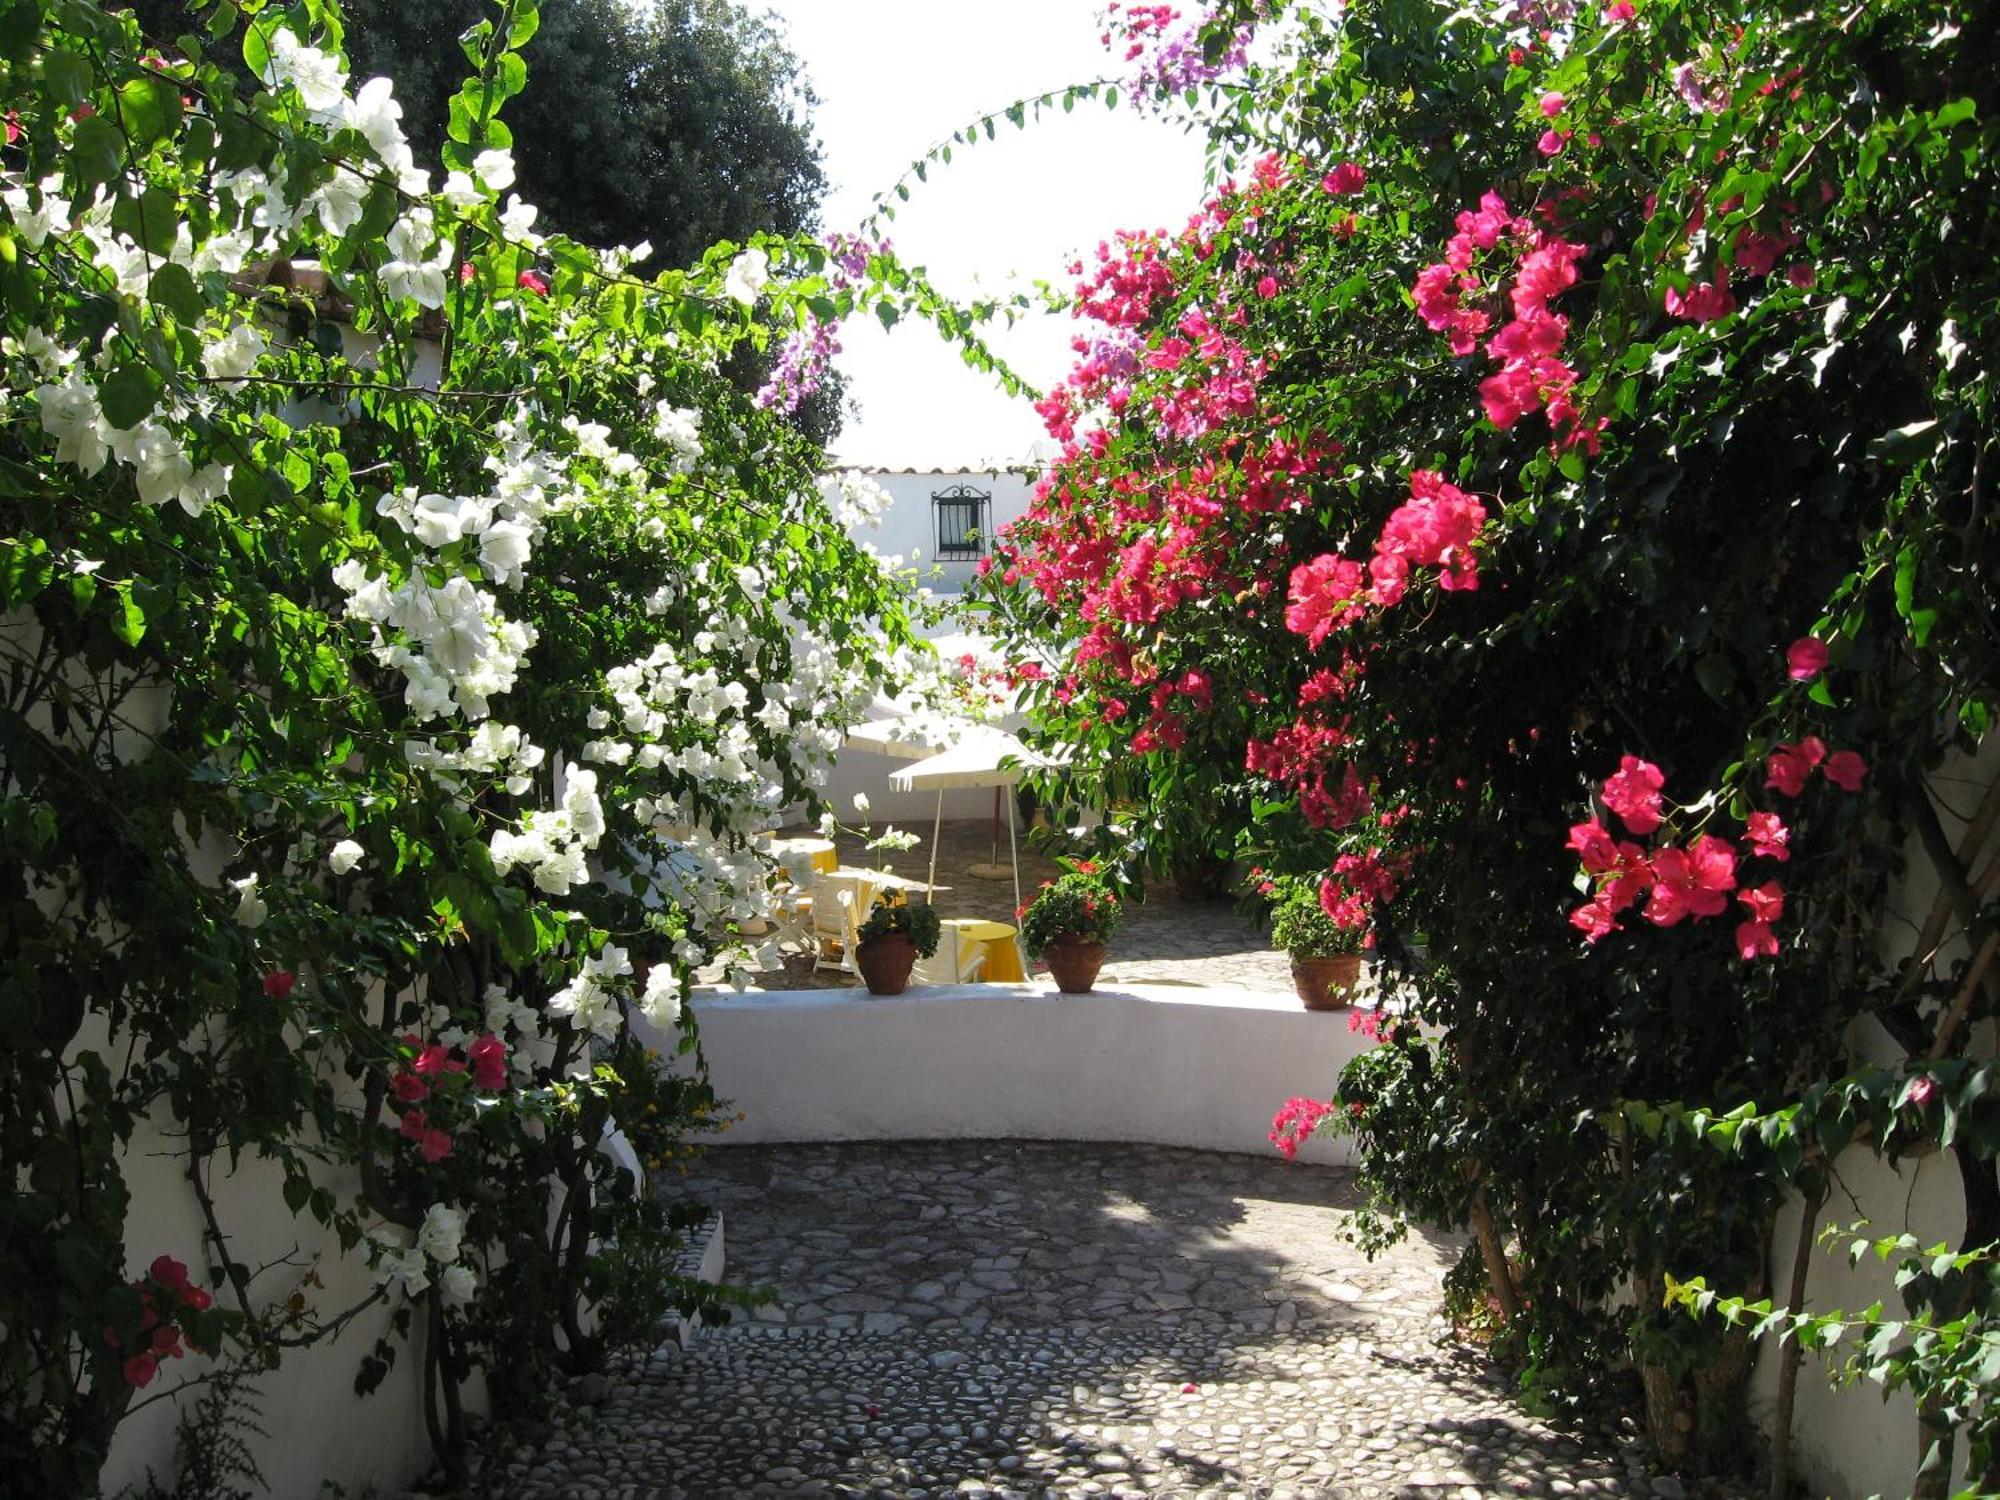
[1020,864,1124,993]
[1269,875,1366,1011]
[853,894,941,996]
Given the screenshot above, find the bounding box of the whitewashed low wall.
[644,982,1368,1163]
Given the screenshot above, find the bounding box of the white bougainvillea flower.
[229,874,268,929]
[328,839,365,875]
[472,148,517,192]
[417,1202,466,1264]
[723,247,770,304]
[202,323,267,385]
[342,76,406,161]
[34,371,109,475]
[439,1264,477,1306]
[2,176,71,248]
[260,29,349,118]
[639,965,682,1027]
[370,1241,430,1298]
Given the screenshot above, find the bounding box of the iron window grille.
[931,484,993,561]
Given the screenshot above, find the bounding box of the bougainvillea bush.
[0,0,997,1491]
[984,0,1998,1487]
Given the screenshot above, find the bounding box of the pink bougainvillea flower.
[1602,1,1636,22]
[419,1127,454,1163]
[1907,1075,1938,1109]
[1786,264,1816,288]
[414,1042,466,1078]
[517,270,549,295]
[1181,1382,1198,1394]
[1567,819,1621,875]
[1743,810,1790,862]
[1601,755,1666,835]
[1321,162,1366,196]
[1823,750,1868,792]
[1665,278,1737,323]
[1735,920,1779,960]
[1570,898,1620,943]
[261,970,295,999]
[1376,470,1487,591]
[149,1255,190,1289]
[1537,129,1571,157]
[1539,91,1566,117]
[391,1069,428,1104]
[1255,274,1278,299]
[468,1034,509,1092]
[1765,740,1824,796]
[1786,637,1829,681]
[1284,554,1368,647]
[1269,1096,1334,1160]
[1737,881,1785,924]
[124,1353,159,1389]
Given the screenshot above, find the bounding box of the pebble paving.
[499,1141,1734,1499]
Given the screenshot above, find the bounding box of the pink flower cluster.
[1269,1096,1333,1160]
[1283,472,1489,649]
[107,1255,213,1388]
[1103,1,1254,96]
[391,1033,512,1162]
[1568,734,1866,956]
[1413,193,1600,452]
[1320,847,1403,930]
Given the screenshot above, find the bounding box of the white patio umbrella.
[888,725,1055,914]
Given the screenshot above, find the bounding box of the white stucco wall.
[848,468,1036,599]
[99,1122,435,1500]
[643,982,1367,1164]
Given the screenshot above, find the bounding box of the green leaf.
[241,15,279,82]
[114,75,181,150]
[69,115,126,193]
[1869,419,1941,468]
[110,585,146,647]
[41,48,92,107]
[493,51,527,103]
[0,0,43,62]
[99,365,164,429]
[509,4,541,48]
[148,263,206,325]
[875,302,899,332]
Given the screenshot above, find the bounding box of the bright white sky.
[756,1,1213,468]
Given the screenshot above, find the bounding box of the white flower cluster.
[651,403,705,475]
[404,720,546,794]
[489,764,605,897]
[370,1201,475,1304]
[820,470,895,530]
[545,939,632,1042]
[375,487,536,588]
[28,369,233,517]
[332,562,537,721]
[723,247,770,305]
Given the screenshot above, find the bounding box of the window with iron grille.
[931,484,992,561]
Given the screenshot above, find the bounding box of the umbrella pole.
[928,788,942,895]
[1007,783,1021,917]
[990,786,1002,864]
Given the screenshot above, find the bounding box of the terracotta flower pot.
[855,934,917,996]
[1044,938,1106,994]
[1291,953,1362,1011]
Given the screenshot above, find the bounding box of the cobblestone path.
[502,1141,1722,1499]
